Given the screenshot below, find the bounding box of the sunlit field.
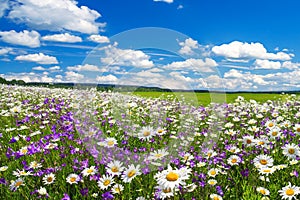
[1,84,300,200]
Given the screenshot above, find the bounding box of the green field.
[133,91,294,106]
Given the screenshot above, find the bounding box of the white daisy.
[155,185,174,200]
[210,193,223,200]
[66,173,80,184]
[112,184,124,194]
[29,161,42,169]
[207,168,219,177]
[121,164,141,183]
[0,166,8,172]
[293,124,300,135]
[208,179,218,186]
[98,174,114,190]
[148,149,169,161]
[42,173,55,185]
[278,182,300,200]
[253,154,274,168]
[242,135,257,147]
[10,178,25,191]
[256,187,270,196]
[258,167,276,176]
[106,160,124,176]
[81,166,97,177]
[282,143,300,160]
[37,187,47,195]
[227,155,241,166]
[138,126,155,141]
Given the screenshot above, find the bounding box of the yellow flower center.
[103,180,110,186]
[286,188,295,196]
[288,148,295,154]
[143,131,151,136]
[15,181,23,187]
[246,139,252,144]
[107,141,114,146]
[87,169,94,174]
[297,128,300,132]
[263,169,271,173]
[259,141,265,145]
[260,189,266,195]
[70,177,77,182]
[20,171,27,175]
[127,170,136,178]
[155,153,163,158]
[213,197,220,200]
[163,188,171,193]
[268,122,274,127]
[47,177,53,182]
[210,170,217,175]
[166,171,179,181]
[207,152,212,157]
[260,159,267,165]
[272,131,278,136]
[21,149,28,154]
[158,129,163,134]
[231,158,237,163]
[111,166,119,173]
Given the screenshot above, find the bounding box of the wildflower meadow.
[0,84,300,200]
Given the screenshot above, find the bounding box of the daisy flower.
[205,150,217,159]
[106,160,124,176]
[81,166,97,177]
[210,194,223,200]
[155,185,174,200]
[19,146,28,155]
[253,154,274,168]
[259,167,276,176]
[227,155,241,166]
[42,173,55,185]
[155,165,190,190]
[104,137,118,148]
[242,135,257,147]
[66,174,80,184]
[29,161,42,169]
[98,174,114,190]
[156,128,166,136]
[148,149,169,161]
[265,120,276,129]
[256,187,270,196]
[282,143,300,160]
[138,126,155,141]
[45,142,58,150]
[207,179,218,186]
[121,164,141,183]
[10,178,25,191]
[293,124,300,135]
[112,184,124,194]
[12,169,32,177]
[207,168,219,177]
[268,126,281,139]
[37,187,47,195]
[0,166,8,172]
[278,182,300,200]
[181,153,194,163]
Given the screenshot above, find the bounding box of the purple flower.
[80,188,88,196]
[61,193,71,200]
[240,168,249,177]
[102,191,114,200]
[0,178,8,185]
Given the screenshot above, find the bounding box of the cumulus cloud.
[101,45,154,68]
[254,59,281,69]
[153,0,174,3]
[282,61,300,70]
[164,58,218,72]
[88,34,110,43]
[169,72,193,82]
[15,53,58,64]
[212,41,292,61]
[0,0,9,17]
[8,0,103,34]
[178,38,199,55]
[1,72,54,83]
[32,66,45,71]
[0,47,12,55]
[42,33,82,43]
[67,64,101,72]
[0,30,40,48]
[65,71,84,82]
[96,74,118,83]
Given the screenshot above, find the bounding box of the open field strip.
[0,84,300,199]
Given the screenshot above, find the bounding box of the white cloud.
[212,41,292,61]
[32,66,46,71]
[254,59,281,69]
[282,61,300,70]
[0,30,40,48]
[67,64,101,72]
[65,71,84,82]
[88,34,110,43]
[177,5,184,9]
[49,66,61,72]
[153,0,174,3]
[101,45,154,68]
[1,72,53,83]
[169,72,193,82]
[42,33,82,43]
[164,58,218,72]
[0,0,8,17]
[178,38,199,55]
[96,74,118,83]
[15,53,58,64]
[8,0,103,34]
[0,47,12,55]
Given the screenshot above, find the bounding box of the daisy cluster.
[0,84,300,200]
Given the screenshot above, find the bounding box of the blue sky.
[1,0,300,91]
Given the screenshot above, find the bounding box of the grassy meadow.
[1,84,300,200]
